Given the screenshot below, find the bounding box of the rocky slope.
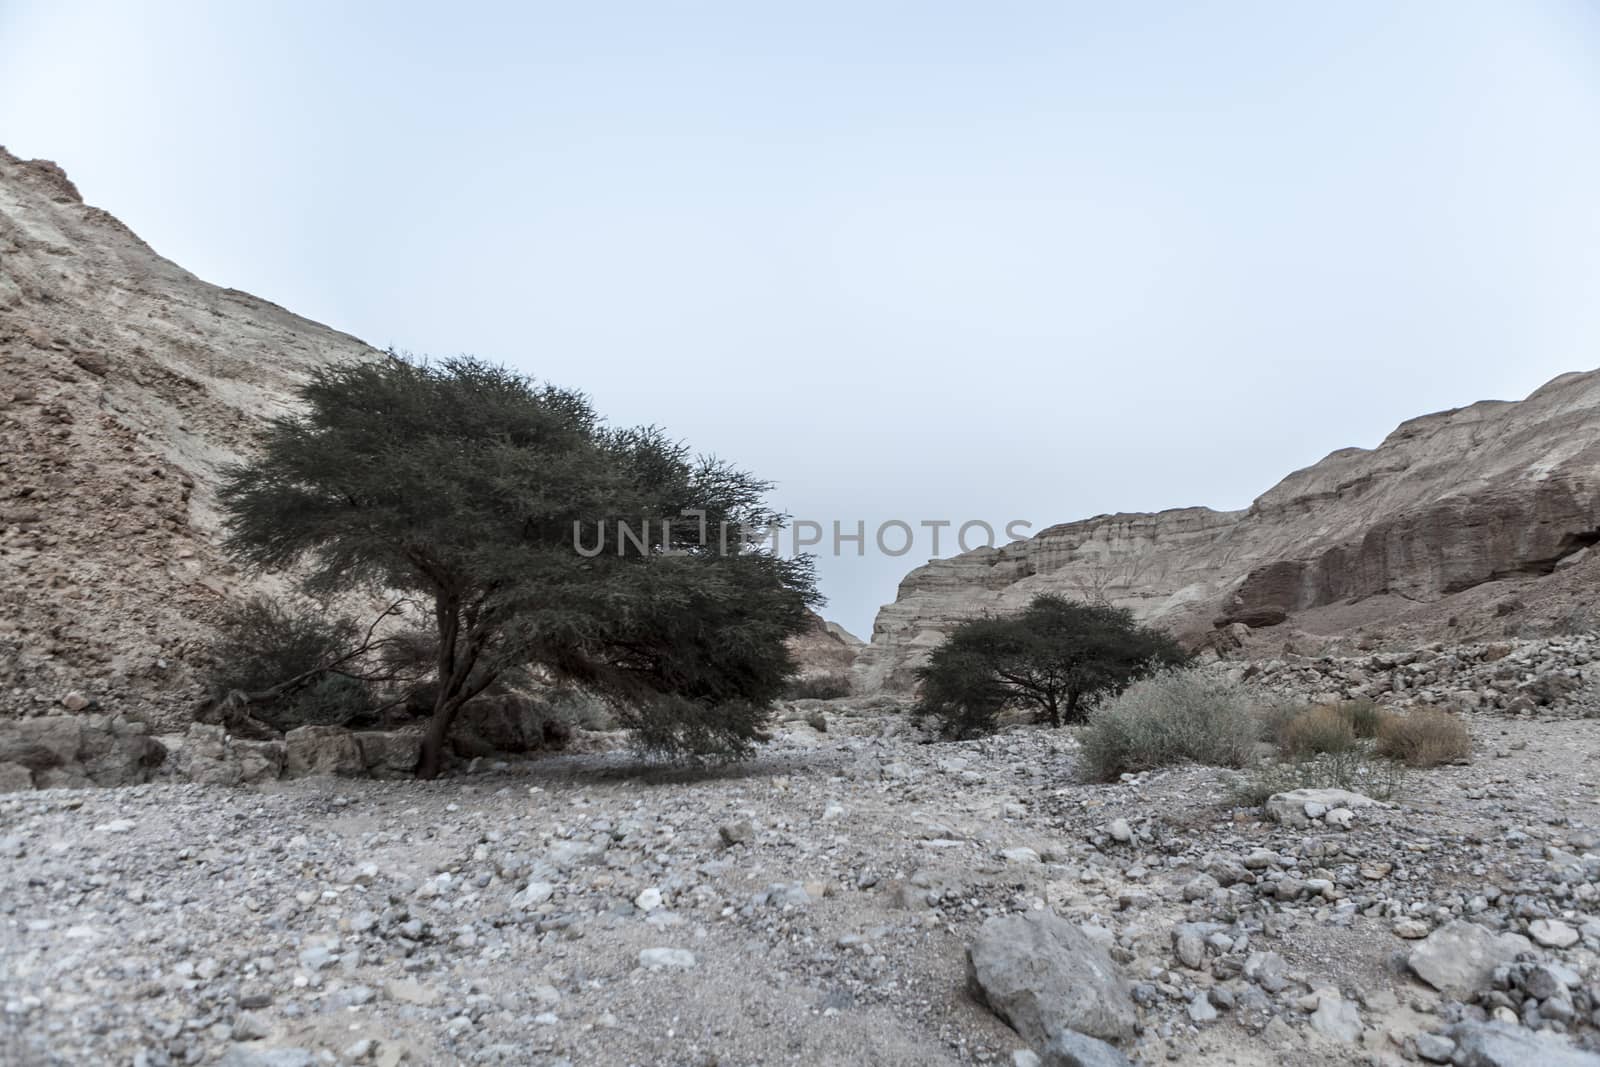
[857,370,1600,690]
[0,147,381,719]
[0,149,856,722]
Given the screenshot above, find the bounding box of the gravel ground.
[5,706,1600,1066]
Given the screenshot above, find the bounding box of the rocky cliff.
[0,150,855,719]
[857,370,1600,691]
[0,148,382,718]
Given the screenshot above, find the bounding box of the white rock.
[1530,918,1579,948]
[639,947,696,970]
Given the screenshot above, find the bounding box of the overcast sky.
[4,2,1599,637]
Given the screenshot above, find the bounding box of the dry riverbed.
[5,705,1600,1066]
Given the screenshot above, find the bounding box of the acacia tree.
[913,594,1188,738]
[220,354,817,777]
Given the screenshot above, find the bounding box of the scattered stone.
[639,948,697,970]
[1530,918,1580,949]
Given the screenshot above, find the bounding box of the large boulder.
[0,762,34,793]
[1408,921,1534,1000]
[356,731,422,779]
[0,716,83,770]
[77,716,167,785]
[283,725,364,778]
[0,715,166,790]
[172,725,284,786]
[1447,1021,1600,1067]
[967,909,1138,1047]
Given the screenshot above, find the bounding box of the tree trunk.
[1043,692,1060,727]
[417,592,463,780]
[416,692,462,780]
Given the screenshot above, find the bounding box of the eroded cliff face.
[0,148,382,717]
[0,150,858,717]
[856,370,1600,692]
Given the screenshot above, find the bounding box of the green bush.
[1078,668,1260,782]
[204,596,373,731]
[916,595,1189,738]
[613,695,771,764]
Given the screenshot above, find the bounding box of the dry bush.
[1079,668,1260,782]
[1333,698,1385,738]
[1279,704,1358,757]
[1375,708,1472,767]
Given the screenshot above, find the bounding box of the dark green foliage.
[204,597,373,731]
[914,594,1188,738]
[784,673,853,700]
[220,354,817,775]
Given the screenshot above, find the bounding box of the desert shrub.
[1334,698,1386,738]
[785,673,852,700]
[613,695,771,764]
[916,595,1189,738]
[1375,708,1471,767]
[204,596,373,730]
[1255,700,1304,745]
[1228,748,1406,805]
[546,689,615,731]
[1278,705,1358,757]
[1078,667,1260,782]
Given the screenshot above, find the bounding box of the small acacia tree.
[220,354,817,777]
[913,594,1188,738]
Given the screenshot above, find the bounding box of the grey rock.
[1447,1021,1600,1067]
[1414,1032,1455,1063]
[0,762,35,793]
[216,1048,315,1067]
[1264,788,1378,828]
[1186,992,1218,1024]
[1530,918,1580,948]
[1040,1029,1133,1067]
[1308,993,1362,1043]
[639,947,696,970]
[1408,921,1534,1000]
[967,909,1138,1046]
[283,725,364,778]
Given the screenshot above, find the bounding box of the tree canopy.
[913,594,1188,738]
[220,354,818,776]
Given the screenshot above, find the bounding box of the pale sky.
[3,1,1599,637]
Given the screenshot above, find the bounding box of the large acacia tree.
[914,594,1188,738]
[220,354,817,777]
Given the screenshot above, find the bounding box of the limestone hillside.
[857,369,1600,690]
[0,150,852,721]
[0,148,382,720]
